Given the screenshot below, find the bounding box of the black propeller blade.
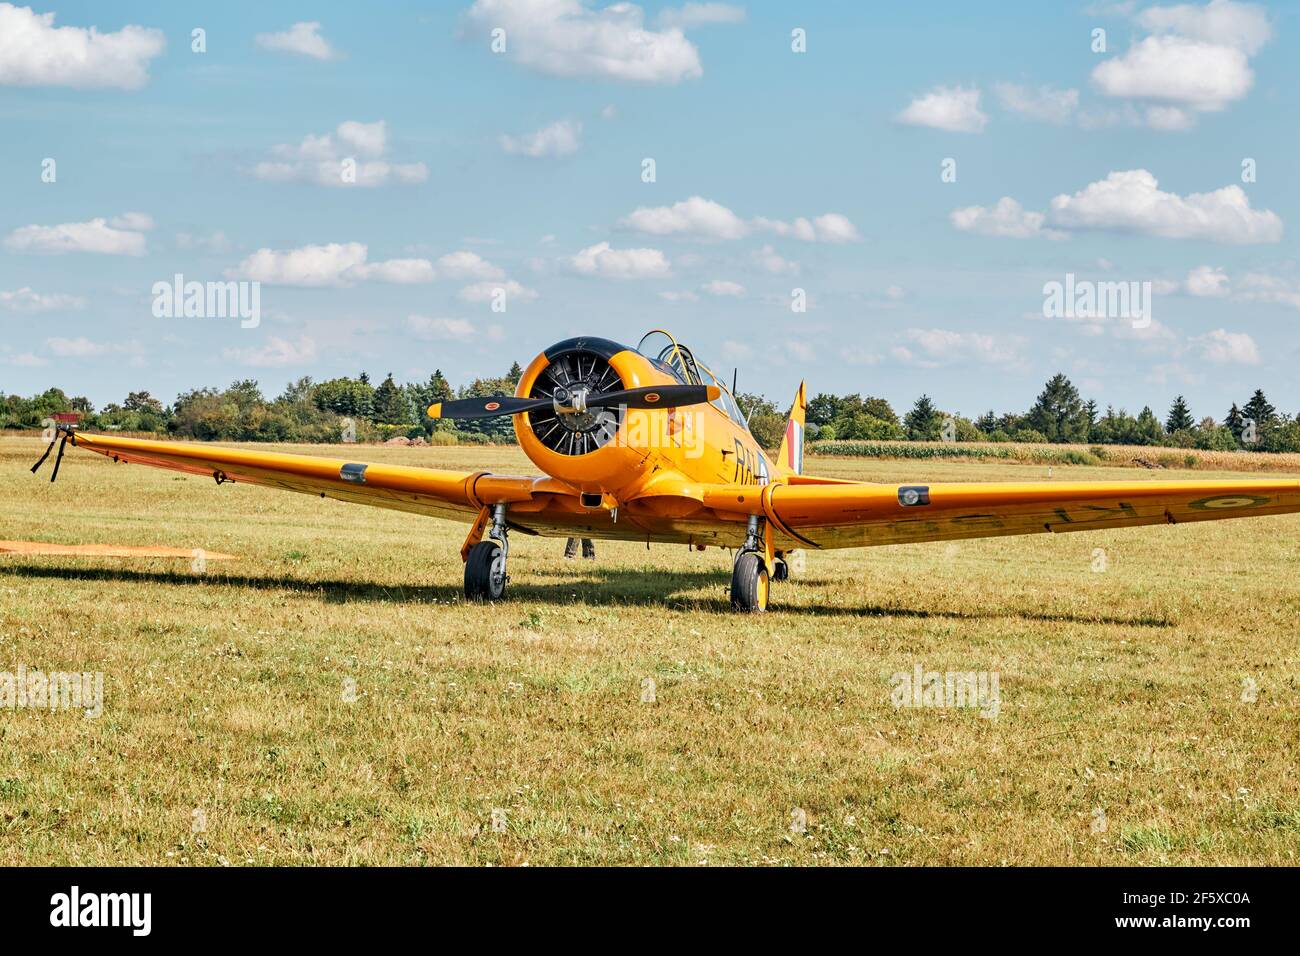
[585,384,720,409]
[427,384,720,420]
[427,396,550,420]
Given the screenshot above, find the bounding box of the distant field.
[1,435,1297,865]
[810,438,1300,473]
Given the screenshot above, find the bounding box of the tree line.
[3,368,1298,453]
[1,364,524,445]
[800,374,1300,453]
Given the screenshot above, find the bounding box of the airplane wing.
[702,476,1300,549]
[50,430,567,525]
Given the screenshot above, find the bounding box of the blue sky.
[1,0,1298,421]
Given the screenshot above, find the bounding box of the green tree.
[1134,406,1164,445]
[904,394,941,440]
[313,377,375,417]
[1224,404,1246,444]
[372,373,411,424]
[1242,389,1277,427]
[1165,395,1194,433]
[1026,373,1086,443]
[807,392,841,427]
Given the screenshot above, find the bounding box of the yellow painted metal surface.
[55,338,1300,554]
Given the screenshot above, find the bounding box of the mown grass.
[1,436,1297,866]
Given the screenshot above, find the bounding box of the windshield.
[636,329,701,385]
[636,330,748,426]
[698,364,748,425]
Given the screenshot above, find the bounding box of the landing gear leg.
[730,514,771,613]
[465,503,509,601]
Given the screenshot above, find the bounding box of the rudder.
[776,380,807,476]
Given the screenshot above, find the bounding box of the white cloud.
[252,120,427,187]
[1235,272,1300,309]
[352,258,438,283]
[1092,35,1253,112]
[1084,2,1272,130]
[891,329,1021,368]
[618,197,860,243]
[175,231,233,254]
[619,196,748,240]
[4,216,149,255]
[336,119,386,156]
[222,335,319,368]
[458,279,539,302]
[1047,169,1283,244]
[950,197,1068,240]
[752,244,798,275]
[500,119,582,158]
[436,250,505,280]
[229,243,435,286]
[785,340,816,363]
[1137,0,1271,55]
[255,21,337,60]
[806,213,861,244]
[720,340,753,362]
[702,279,744,297]
[465,0,703,84]
[657,3,746,28]
[407,315,505,344]
[1144,105,1195,130]
[109,212,154,231]
[0,3,164,89]
[753,213,863,243]
[45,336,143,359]
[659,290,700,303]
[994,83,1079,124]
[896,85,988,133]
[1185,265,1230,297]
[0,288,85,312]
[45,336,107,358]
[566,242,670,279]
[1193,328,1260,365]
[2,351,47,367]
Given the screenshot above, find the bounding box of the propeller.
[428,384,719,420]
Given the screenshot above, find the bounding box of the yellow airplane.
[33,329,1300,611]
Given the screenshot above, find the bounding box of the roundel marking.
[1188,494,1269,510]
[645,392,661,404]
[485,401,501,411]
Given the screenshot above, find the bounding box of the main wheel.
[730,552,770,612]
[465,540,507,601]
[773,559,789,582]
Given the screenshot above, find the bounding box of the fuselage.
[508,335,777,547]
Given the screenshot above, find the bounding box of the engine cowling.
[514,337,674,495]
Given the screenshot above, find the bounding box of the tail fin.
[776,380,807,476]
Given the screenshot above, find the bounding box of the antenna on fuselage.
[732,368,738,395]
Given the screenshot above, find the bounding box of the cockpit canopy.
[636,329,748,425]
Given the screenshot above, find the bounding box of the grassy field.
[1,435,1297,866]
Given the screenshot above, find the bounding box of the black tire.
[730,552,770,612]
[773,559,789,582]
[465,540,507,601]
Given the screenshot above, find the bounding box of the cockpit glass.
[636,330,699,385]
[636,330,747,424]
